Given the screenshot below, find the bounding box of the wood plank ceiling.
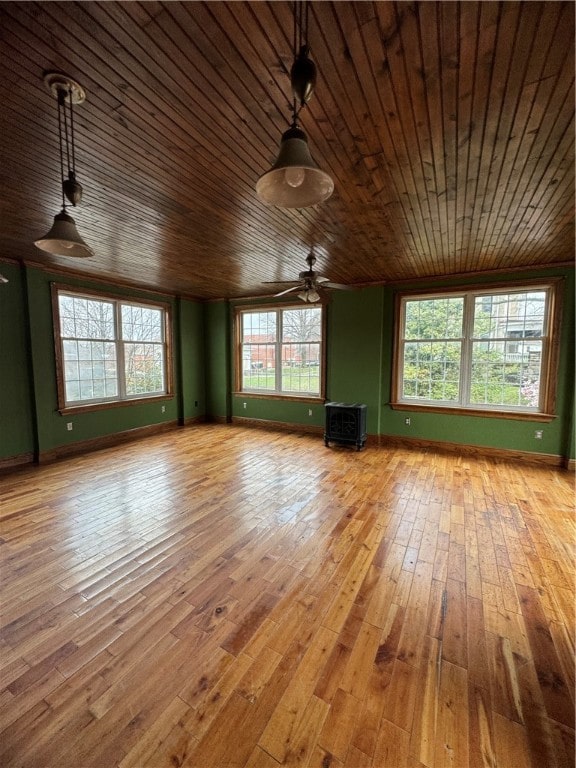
[0,1,574,300]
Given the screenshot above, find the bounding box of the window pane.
[282,307,321,342]
[59,295,115,340]
[404,297,463,340]
[63,339,79,360]
[124,342,166,395]
[242,312,276,343]
[64,360,79,380]
[105,378,119,397]
[281,343,320,394]
[242,344,276,390]
[61,339,117,402]
[122,304,163,342]
[240,313,276,392]
[470,339,542,407]
[65,380,80,402]
[470,290,545,408]
[403,341,461,401]
[473,291,546,339]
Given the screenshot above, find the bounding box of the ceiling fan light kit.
[264,251,353,303]
[298,288,320,303]
[256,1,333,209]
[34,72,94,259]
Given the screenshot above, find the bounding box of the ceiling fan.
[263,251,353,303]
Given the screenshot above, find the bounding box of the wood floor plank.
[0,424,573,767]
[117,695,191,768]
[467,682,497,768]
[516,583,574,728]
[433,660,469,767]
[408,633,441,767]
[373,719,411,767]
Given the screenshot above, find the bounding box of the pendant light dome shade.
[34,210,95,258]
[256,127,333,208]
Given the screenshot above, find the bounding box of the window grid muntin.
[399,286,550,412]
[58,290,168,406]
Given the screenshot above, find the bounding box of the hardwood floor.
[0,424,574,768]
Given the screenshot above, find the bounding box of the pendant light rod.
[44,72,86,208]
[35,72,94,258]
[58,85,77,201]
[256,0,332,208]
[290,0,315,119]
[57,88,67,209]
[293,0,310,61]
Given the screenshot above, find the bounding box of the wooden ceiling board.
[0,1,573,300]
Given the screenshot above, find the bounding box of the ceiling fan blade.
[322,282,354,290]
[274,285,302,297]
[262,280,298,285]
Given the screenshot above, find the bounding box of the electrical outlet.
[161,405,165,413]
[308,409,313,416]
[243,402,247,409]
[66,422,73,431]
[534,430,543,439]
[405,417,411,426]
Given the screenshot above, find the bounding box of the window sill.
[233,392,324,404]
[58,394,173,416]
[390,402,556,422]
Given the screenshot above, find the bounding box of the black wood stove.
[324,402,367,451]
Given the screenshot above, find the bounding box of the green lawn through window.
[243,365,319,393]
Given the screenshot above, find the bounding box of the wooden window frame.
[391,278,563,422]
[233,302,327,402]
[52,283,174,415]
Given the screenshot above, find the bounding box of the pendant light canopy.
[256,1,333,208]
[35,72,94,258]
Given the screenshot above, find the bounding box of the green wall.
[178,298,206,422]
[229,267,575,460]
[228,288,385,432]
[1,262,573,465]
[381,268,575,458]
[0,263,36,458]
[326,287,385,434]
[204,301,230,421]
[0,264,205,462]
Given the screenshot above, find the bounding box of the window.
[394,282,561,416]
[53,286,171,409]
[236,305,324,398]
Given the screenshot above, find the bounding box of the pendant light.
[256,1,333,208]
[35,72,94,258]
